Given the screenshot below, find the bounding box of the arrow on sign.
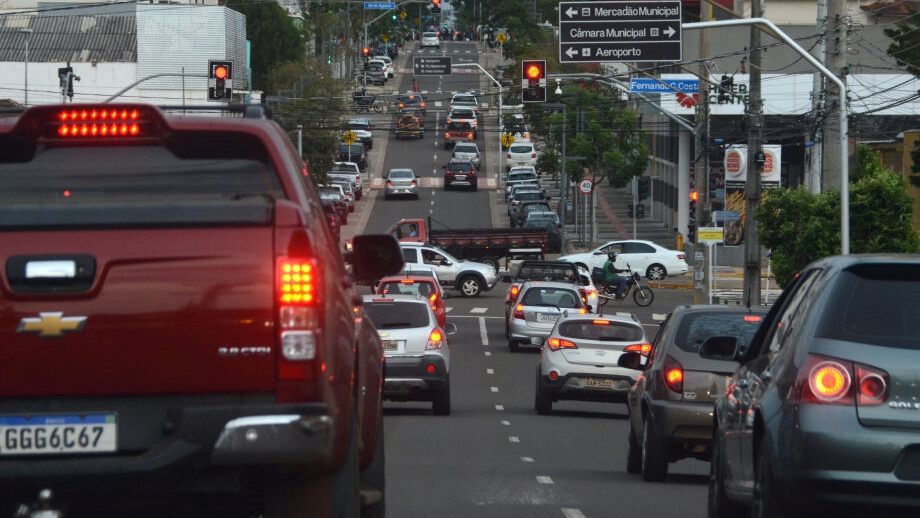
[565,6,578,18]
[565,47,580,58]
[664,26,676,38]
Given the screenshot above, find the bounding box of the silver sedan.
[384,168,419,200]
[507,281,586,352]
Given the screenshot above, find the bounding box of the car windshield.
[674,311,765,353]
[558,320,644,341]
[364,301,430,329]
[388,170,414,179]
[815,266,920,348]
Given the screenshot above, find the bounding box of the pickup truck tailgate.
[1,227,277,398]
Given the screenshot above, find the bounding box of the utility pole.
[805,0,827,193]
[693,1,712,304]
[743,0,764,306]
[823,0,848,190]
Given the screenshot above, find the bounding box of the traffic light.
[208,60,232,101]
[327,54,334,65]
[521,59,546,103]
[637,177,650,200]
[688,190,698,241]
[431,0,440,13]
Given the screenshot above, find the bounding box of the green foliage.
[909,139,920,187]
[757,146,920,287]
[885,13,920,78]
[226,0,304,91]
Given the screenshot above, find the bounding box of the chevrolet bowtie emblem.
[17,312,87,338]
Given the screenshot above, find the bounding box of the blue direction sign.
[630,78,698,94]
[559,1,682,63]
[364,1,396,9]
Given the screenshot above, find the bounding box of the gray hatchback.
[618,304,767,482]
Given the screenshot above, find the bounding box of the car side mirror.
[617,351,645,370]
[698,336,741,361]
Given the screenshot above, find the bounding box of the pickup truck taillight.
[277,258,319,382]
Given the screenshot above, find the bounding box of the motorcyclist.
[602,251,629,299]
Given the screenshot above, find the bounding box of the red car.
[375,275,447,328]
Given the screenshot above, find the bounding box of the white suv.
[399,243,498,298]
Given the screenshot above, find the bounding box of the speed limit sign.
[578,178,593,194]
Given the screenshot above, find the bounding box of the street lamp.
[20,28,33,107]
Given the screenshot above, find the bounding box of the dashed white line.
[479,316,489,346]
[536,476,553,484]
[486,368,494,375]
[490,386,499,393]
[509,436,520,443]
[484,351,492,356]
[521,456,534,463]
[500,420,511,426]
[494,404,504,411]
[562,509,586,518]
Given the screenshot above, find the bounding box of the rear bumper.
[0,399,335,494]
[383,356,449,400]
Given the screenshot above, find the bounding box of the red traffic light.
[689,190,699,201]
[521,60,546,83]
[213,65,229,80]
[363,47,370,55]
[432,0,440,5]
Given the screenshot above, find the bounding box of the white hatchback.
[421,32,440,48]
[505,141,538,171]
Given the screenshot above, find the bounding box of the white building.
[0,3,248,107]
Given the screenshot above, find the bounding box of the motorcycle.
[353,93,382,113]
[593,263,654,307]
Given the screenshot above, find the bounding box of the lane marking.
[500,420,510,426]
[486,368,494,375]
[470,307,488,314]
[490,386,499,393]
[494,404,504,411]
[509,436,520,443]
[562,509,586,518]
[479,316,489,346]
[484,351,492,356]
[536,476,553,484]
[521,456,534,463]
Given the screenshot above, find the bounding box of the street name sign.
[629,78,698,94]
[413,57,452,76]
[559,1,682,63]
[364,1,396,9]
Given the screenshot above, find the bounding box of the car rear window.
[815,265,920,348]
[509,144,534,153]
[521,287,581,308]
[377,280,436,297]
[509,173,538,182]
[558,320,644,341]
[673,311,766,353]
[364,300,430,329]
[448,162,474,171]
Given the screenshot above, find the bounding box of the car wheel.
[626,423,642,474]
[646,264,667,281]
[432,382,451,416]
[708,435,745,518]
[633,287,654,307]
[534,369,552,415]
[641,415,668,482]
[479,256,499,271]
[360,417,386,518]
[752,442,798,518]
[507,338,519,352]
[457,275,483,297]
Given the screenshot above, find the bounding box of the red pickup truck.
[0,104,402,518]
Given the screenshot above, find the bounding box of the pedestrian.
[412,79,419,92]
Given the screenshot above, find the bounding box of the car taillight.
[509,285,520,301]
[512,303,525,319]
[507,153,512,158]
[624,343,653,355]
[429,293,439,310]
[797,354,888,406]
[547,337,577,351]
[276,258,319,382]
[411,180,417,186]
[663,355,683,394]
[426,328,445,350]
[467,132,474,139]
[386,181,392,186]
[531,153,536,158]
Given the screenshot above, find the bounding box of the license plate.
[455,175,466,180]
[382,340,402,351]
[538,312,560,322]
[585,378,613,389]
[0,414,117,456]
